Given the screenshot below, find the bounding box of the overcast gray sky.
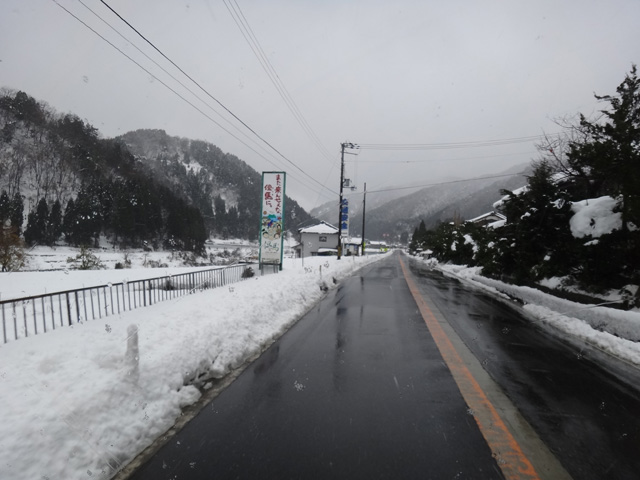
[2,0,639,210]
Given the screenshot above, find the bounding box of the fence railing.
[1,263,256,345]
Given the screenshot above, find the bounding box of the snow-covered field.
[3,244,640,480]
[0,250,387,480]
[428,260,640,368]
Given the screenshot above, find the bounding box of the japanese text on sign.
[260,172,286,266]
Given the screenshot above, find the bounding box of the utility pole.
[337,143,346,260]
[361,182,366,256]
[337,142,358,260]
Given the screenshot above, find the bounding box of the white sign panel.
[259,172,286,266]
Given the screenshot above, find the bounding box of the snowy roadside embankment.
[0,254,387,480]
[0,265,234,301]
[428,260,640,367]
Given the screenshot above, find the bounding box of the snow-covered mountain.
[311,163,532,242]
[117,129,312,240]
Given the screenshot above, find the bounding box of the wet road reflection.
[408,258,640,480]
[129,255,503,480]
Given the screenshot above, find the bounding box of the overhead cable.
[52,0,335,199]
[76,0,281,164]
[97,0,336,196]
[366,172,528,194]
[223,0,335,163]
[348,150,537,163]
[358,134,561,151]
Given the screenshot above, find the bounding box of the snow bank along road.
[3,251,639,479]
[0,255,384,480]
[125,252,581,480]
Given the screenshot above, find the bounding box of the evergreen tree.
[9,193,24,233]
[494,162,574,282]
[566,65,640,230]
[48,200,62,245]
[214,195,227,236]
[408,226,419,254]
[35,198,49,243]
[62,198,76,245]
[73,189,102,246]
[0,191,10,225]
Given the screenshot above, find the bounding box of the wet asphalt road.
[129,254,504,480]
[128,253,640,480]
[407,258,640,480]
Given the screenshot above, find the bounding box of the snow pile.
[433,262,640,365]
[463,234,479,253]
[0,254,386,480]
[570,196,622,238]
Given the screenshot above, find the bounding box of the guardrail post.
[50,296,56,330]
[66,293,72,326]
[13,303,17,340]
[2,303,6,344]
[41,297,46,333]
[110,285,115,314]
[75,291,80,323]
[32,299,37,335]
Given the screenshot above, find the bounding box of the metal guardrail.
[1,263,256,345]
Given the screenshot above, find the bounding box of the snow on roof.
[487,219,506,229]
[570,196,622,238]
[467,211,506,223]
[299,221,338,234]
[368,240,388,246]
[493,185,528,209]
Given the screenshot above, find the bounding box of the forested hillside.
[118,129,312,240]
[0,89,313,260]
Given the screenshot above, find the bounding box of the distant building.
[297,221,339,257]
[344,237,363,256]
[467,211,506,227]
[366,240,389,254]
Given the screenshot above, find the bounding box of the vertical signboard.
[340,198,349,237]
[259,172,286,269]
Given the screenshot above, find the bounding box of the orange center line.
[399,257,540,480]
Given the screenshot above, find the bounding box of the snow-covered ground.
[3,243,640,480]
[426,260,640,368]
[0,252,388,480]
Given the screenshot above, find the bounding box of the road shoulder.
[399,256,573,480]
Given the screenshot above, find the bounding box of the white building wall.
[300,232,339,257]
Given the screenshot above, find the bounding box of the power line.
[75,0,277,160]
[347,150,537,164]
[358,134,561,151]
[223,0,335,163]
[52,0,334,200]
[366,172,528,194]
[96,0,336,196]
